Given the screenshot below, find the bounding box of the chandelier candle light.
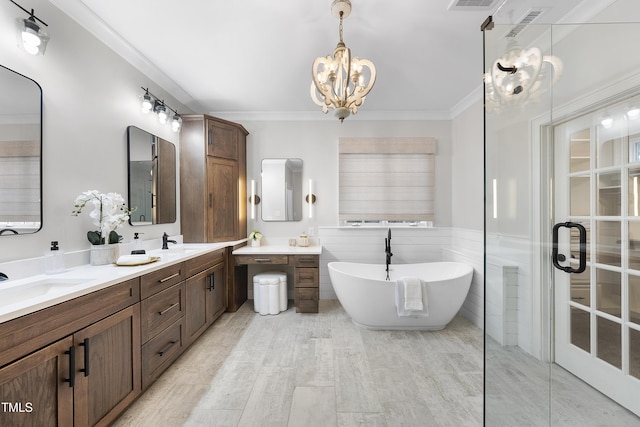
[310,0,376,122]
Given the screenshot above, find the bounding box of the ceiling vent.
[505,8,545,38]
[448,0,499,11]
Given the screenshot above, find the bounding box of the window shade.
[338,137,436,222]
[0,140,40,222]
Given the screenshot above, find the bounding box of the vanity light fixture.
[140,87,182,132]
[306,179,316,219]
[310,0,376,122]
[249,179,261,220]
[11,0,49,56]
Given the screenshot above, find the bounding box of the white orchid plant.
[249,230,262,241]
[72,190,134,245]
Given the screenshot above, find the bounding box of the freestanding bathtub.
[328,261,473,330]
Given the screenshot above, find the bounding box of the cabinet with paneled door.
[184,248,227,346]
[0,278,141,427]
[180,114,248,243]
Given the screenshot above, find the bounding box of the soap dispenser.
[45,241,65,274]
[131,232,145,254]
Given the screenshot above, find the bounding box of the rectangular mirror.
[0,65,42,236]
[127,126,176,225]
[261,158,303,221]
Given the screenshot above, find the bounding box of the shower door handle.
[552,221,587,274]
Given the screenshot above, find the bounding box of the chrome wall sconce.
[140,87,182,132]
[11,0,49,56]
[249,180,261,220]
[306,179,317,219]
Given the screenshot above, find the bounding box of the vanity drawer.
[235,255,289,265]
[295,268,319,288]
[186,249,225,277]
[141,282,185,343]
[295,288,319,313]
[140,262,185,299]
[295,255,319,268]
[141,317,183,390]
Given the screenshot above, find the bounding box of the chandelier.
[484,38,562,113]
[310,0,376,122]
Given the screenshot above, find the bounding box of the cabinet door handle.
[209,193,213,208]
[158,341,177,357]
[158,272,180,283]
[159,302,179,316]
[64,345,75,388]
[208,127,212,146]
[79,338,90,377]
[208,273,215,291]
[254,258,272,263]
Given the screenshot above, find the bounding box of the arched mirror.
[0,65,42,236]
[127,126,176,225]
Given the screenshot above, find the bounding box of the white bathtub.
[328,261,473,330]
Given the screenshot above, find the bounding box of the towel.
[395,277,429,317]
[403,277,423,311]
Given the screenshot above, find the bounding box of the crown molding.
[50,0,202,111]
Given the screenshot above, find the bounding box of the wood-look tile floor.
[113,300,483,427]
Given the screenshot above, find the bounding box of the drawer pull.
[159,302,179,316]
[254,258,272,262]
[158,272,180,283]
[158,341,177,357]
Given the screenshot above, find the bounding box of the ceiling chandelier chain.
[310,0,376,122]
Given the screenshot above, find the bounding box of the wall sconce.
[11,0,49,56]
[249,179,261,220]
[140,87,182,132]
[305,179,316,219]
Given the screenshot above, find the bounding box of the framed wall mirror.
[127,126,176,225]
[261,158,303,221]
[0,65,42,236]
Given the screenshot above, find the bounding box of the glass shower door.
[483,12,640,425]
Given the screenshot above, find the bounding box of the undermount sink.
[151,244,205,255]
[0,278,89,307]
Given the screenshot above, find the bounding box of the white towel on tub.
[395,277,429,317]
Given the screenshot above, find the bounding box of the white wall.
[0,0,188,263]
[240,119,453,239]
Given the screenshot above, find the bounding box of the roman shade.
[338,137,436,222]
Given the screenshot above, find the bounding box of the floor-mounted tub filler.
[328,261,473,330]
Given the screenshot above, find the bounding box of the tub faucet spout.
[385,228,393,280]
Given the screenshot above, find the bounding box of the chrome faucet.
[162,232,177,249]
[385,228,393,281]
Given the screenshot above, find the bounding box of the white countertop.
[232,245,322,256]
[0,241,242,324]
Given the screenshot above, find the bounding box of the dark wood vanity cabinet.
[185,249,227,346]
[0,279,141,427]
[294,255,320,313]
[0,250,232,425]
[180,114,248,244]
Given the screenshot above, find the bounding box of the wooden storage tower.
[180,114,248,243]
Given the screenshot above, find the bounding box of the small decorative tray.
[115,255,161,266]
